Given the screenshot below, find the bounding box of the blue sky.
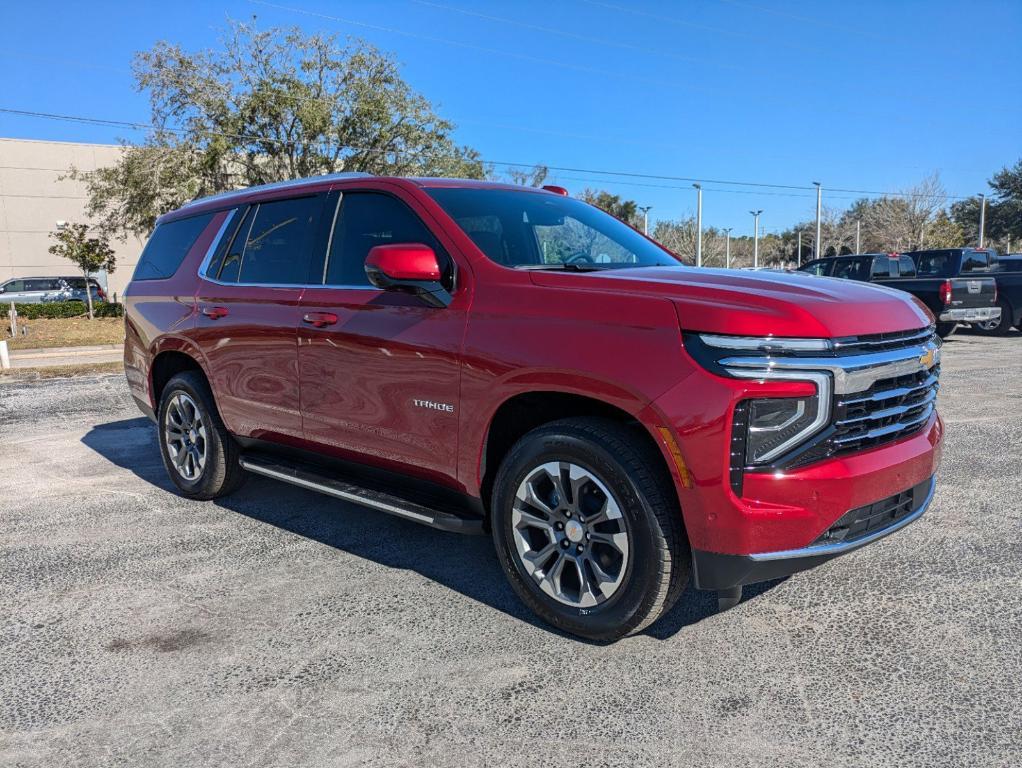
[1,0,1019,236]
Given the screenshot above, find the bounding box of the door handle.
[202,306,229,319]
[302,312,339,328]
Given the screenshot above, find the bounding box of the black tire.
[935,322,956,339]
[491,417,688,642]
[157,371,246,500]
[973,299,1013,336]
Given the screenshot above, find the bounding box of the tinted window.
[870,257,892,278]
[961,251,992,272]
[913,252,952,277]
[134,213,214,281]
[798,260,830,276]
[216,207,255,283]
[1,280,24,292]
[898,256,916,277]
[231,197,322,285]
[25,279,62,291]
[833,258,867,280]
[427,187,680,269]
[997,258,1022,273]
[325,192,450,287]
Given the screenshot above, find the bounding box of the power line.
[0,106,975,201]
[247,0,715,97]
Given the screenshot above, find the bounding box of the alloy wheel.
[164,392,208,481]
[511,461,630,608]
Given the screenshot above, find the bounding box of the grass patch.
[3,317,125,350]
[0,361,124,381]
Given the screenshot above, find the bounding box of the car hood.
[529,267,933,338]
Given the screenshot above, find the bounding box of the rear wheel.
[157,371,246,500]
[974,299,1013,336]
[491,418,688,642]
[935,322,956,339]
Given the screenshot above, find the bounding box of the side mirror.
[365,244,452,308]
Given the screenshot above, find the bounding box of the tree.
[73,20,485,239]
[579,189,640,227]
[48,224,116,320]
[504,165,549,187]
[951,159,1022,250]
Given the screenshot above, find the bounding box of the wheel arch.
[478,390,684,523]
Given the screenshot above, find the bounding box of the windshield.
[426,187,681,270]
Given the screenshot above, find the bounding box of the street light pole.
[797,230,803,265]
[693,184,703,267]
[724,227,733,268]
[638,205,652,236]
[978,194,987,248]
[813,182,822,259]
[750,210,762,268]
[855,219,861,254]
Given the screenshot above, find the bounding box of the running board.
[238,455,485,535]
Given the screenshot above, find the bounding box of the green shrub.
[6,302,124,319]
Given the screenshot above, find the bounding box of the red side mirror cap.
[365,243,441,282]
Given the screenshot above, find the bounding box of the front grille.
[831,326,935,355]
[813,478,932,545]
[830,365,939,455]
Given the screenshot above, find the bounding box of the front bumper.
[691,476,935,590]
[939,306,1000,323]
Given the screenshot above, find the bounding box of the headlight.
[684,333,834,468]
[746,396,821,464]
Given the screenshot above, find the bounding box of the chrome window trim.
[749,476,935,561]
[195,208,238,279]
[720,340,941,396]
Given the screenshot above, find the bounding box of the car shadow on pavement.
[83,416,778,642]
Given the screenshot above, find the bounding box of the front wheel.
[491,418,688,642]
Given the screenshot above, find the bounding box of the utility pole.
[750,210,763,268]
[797,230,803,265]
[638,205,652,236]
[724,227,733,269]
[693,184,703,267]
[855,219,861,254]
[813,182,822,259]
[978,193,987,248]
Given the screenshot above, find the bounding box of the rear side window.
[914,253,951,277]
[134,213,215,280]
[961,251,992,272]
[833,258,866,281]
[898,256,916,277]
[870,257,892,278]
[214,196,322,285]
[325,192,451,287]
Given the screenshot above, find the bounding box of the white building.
[0,137,145,299]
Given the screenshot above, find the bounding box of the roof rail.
[181,172,374,209]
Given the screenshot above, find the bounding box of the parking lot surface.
[1,331,1020,767]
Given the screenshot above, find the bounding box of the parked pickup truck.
[124,175,943,640]
[798,252,999,337]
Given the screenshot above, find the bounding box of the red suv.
[124,174,943,640]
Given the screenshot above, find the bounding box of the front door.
[298,190,466,484]
[194,194,326,442]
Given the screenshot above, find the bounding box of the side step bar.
[239,455,485,535]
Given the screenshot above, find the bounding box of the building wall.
[0,137,145,300]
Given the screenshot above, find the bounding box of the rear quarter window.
[133,213,215,281]
[961,251,992,272]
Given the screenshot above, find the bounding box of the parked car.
[798,252,999,337]
[124,174,943,640]
[973,251,1022,335]
[0,275,106,305]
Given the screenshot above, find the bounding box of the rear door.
[194,194,327,442]
[297,187,466,483]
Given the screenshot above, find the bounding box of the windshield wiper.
[514,263,614,272]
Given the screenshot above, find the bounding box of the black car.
[974,252,1022,335]
[798,252,1000,338]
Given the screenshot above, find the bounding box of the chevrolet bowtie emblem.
[919,349,935,368]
